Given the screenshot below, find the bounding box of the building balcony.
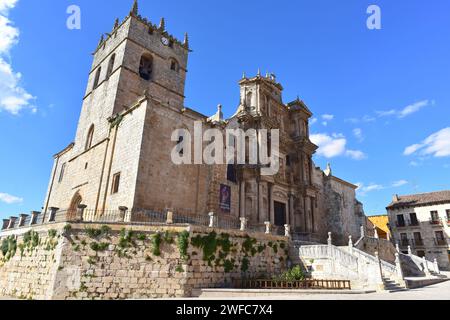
[399,239,410,247]
[395,221,408,229]
[429,218,443,227]
[395,220,420,228]
[434,238,448,247]
[412,239,425,247]
[409,220,420,227]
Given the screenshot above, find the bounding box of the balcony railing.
[434,238,448,246]
[395,221,408,228]
[429,218,443,226]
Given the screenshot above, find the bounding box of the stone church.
[42,1,366,245]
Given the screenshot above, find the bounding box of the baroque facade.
[42,2,366,245]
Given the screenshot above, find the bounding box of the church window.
[106,53,116,78]
[246,91,253,107]
[58,163,66,183]
[139,54,153,80]
[112,173,121,194]
[93,67,101,89]
[85,125,94,151]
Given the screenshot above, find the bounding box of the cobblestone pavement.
[1,279,449,300]
[197,280,450,300]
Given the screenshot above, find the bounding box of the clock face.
[161,37,169,46]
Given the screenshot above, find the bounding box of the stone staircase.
[382,277,407,292]
[289,241,405,291]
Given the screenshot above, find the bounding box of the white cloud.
[377,100,431,119]
[356,179,408,196]
[0,192,23,204]
[353,128,363,142]
[346,149,367,160]
[404,127,450,158]
[392,180,408,187]
[310,133,366,160]
[356,183,384,196]
[310,118,317,125]
[322,114,334,121]
[0,0,36,115]
[310,133,346,158]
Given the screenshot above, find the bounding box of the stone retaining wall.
[0,223,288,300]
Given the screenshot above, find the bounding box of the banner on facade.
[219,184,231,213]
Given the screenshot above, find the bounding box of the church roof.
[387,190,450,209]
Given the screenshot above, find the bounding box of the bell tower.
[73,0,190,155]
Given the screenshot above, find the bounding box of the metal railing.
[0,208,287,237]
[232,279,351,290]
[434,238,447,246]
[429,218,443,226]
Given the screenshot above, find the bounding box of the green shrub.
[177,231,190,261]
[151,233,162,256]
[273,266,305,282]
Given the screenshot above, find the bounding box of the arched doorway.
[68,192,82,220]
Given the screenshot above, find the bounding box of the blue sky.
[0,0,449,219]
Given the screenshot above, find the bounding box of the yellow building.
[368,215,390,239]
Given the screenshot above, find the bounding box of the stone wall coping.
[0,221,289,241]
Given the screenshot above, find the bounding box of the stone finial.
[207,104,224,124]
[422,256,430,275]
[131,0,138,15]
[166,211,174,224]
[98,34,104,46]
[327,232,332,245]
[242,71,246,79]
[18,214,28,227]
[360,225,365,238]
[2,219,9,230]
[395,242,400,253]
[114,18,119,29]
[374,226,379,239]
[183,32,189,48]
[284,224,291,238]
[159,17,165,31]
[324,163,332,177]
[264,221,271,234]
[393,194,399,202]
[48,207,59,223]
[374,251,379,259]
[407,245,412,255]
[348,235,353,247]
[7,217,17,229]
[433,258,440,274]
[257,68,261,77]
[208,212,215,228]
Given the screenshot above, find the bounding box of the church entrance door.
[274,201,286,227]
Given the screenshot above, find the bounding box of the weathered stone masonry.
[0,223,288,300]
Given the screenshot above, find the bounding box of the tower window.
[139,54,153,80]
[170,58,179,72]
[85,125,94,151]
[93,67,101,89]
[111,173,121,194]
[106,53,116,78]
[58,163,66,183]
